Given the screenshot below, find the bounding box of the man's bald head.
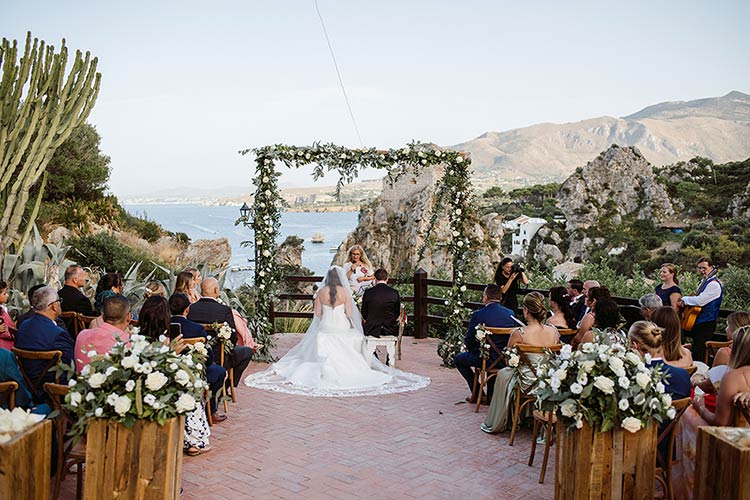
[201,277,220,298]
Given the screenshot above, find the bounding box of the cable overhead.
[314,0,364,147]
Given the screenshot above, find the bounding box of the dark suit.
[454,302,517,395]
[58,285,96,316]
[171,315,227,413]
[186,298,253,387]
[361,282,400,337]
[15,314,75,389]
[571,295,587,323]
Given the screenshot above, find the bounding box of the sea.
[125,204,358,288]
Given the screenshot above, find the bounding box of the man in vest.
[678,257,723,363]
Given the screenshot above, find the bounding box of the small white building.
[502,215,547,258]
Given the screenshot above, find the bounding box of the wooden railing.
[272,269,735,339]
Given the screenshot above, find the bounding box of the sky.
[2,1,749,197]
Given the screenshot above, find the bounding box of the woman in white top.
[342,244,375,295]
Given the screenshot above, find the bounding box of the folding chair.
[44,383,86,500]
[0,381,19,409]
[181,336,214,425]
[509,343,562,446]
[11,347,62,403]
[654,397,690,500]
[471,327,515,413]
[705,340,731,365]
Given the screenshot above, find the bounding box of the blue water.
[125,204,358,286]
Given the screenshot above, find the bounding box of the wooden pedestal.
[0,419,52,500]
[694,426,750,500]
[84,417,184,500]
[555,419,657,499]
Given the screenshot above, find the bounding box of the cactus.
[0,32,101,255]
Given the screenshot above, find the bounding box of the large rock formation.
[333,165,504,277]
[176,238,231,269]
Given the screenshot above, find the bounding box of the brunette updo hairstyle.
[523,292,548,323]
[650,306,682,362]
[593,299,620,329]
[549,286,576,329]
[628,321,665,354]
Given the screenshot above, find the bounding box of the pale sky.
[3,1,748,197]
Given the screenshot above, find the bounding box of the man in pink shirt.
[75,294,131,372]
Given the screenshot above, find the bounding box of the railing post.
[413,268,428,339]
[269,299,275,335]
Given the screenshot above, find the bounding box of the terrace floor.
[60,335,554,500]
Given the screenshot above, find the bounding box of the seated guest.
[651,306,693,369]
[655,263,682,310]
[572,286,611,348]
[15,286,74,384]
[481,292,560,433]
[712,311,750,367]
[88,272,124,329]
[628,321,690,399]
[184,267,204,303]
[454,284,517,404]
[74,294,132,372]
[187,278,255,387]
[0,280,16,350]
[574,279,600,323]
[58,265,96,316]
[638,293,662,321]
[547,286,577,343]
[169,293,228,422]
[0,347,33,408]
[138,296,172,340]
[16,285,68,330]
[132,281,168,321]
[567,279,585,321]
[175,271,200,304]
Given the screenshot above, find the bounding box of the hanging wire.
[314,0,364,147]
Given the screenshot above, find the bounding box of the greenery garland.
[239,142,474,366]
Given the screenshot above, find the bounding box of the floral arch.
[239,142,475,365]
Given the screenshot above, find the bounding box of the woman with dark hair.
[651,306,693,369]
[655,263,681,310]
[547,286,577,343]
[138,296,171,340]
[175,271,200,303]
[572,286,613,348]
[0,280,16,350]
[88,272,124,328]
[493,257,529,313]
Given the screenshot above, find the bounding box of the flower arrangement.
[474,324,492,359]
[209,321,235,354]
[534,342,675,433]
[61,334,208,438]
[0,407,45,444]
[503,345,521,368]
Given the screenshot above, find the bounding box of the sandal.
[185,445,212,456]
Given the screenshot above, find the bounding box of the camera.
[511,263,525,274]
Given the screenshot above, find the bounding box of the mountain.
[453,91,750,187]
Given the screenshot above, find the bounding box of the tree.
[0,32,101,254]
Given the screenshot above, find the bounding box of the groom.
[361,268,400,338]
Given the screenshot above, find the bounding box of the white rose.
[125,380,135,392]
[174,370,190,386]
[121,354,138,369]
[635,372,651,389]
[618,376,630,389]
[94,408,103,417]
[560,399,577,417]
[662,394,672,407]
[621,417,642,433]
[81,365,91,376]
[105,366,117,377]
[644,353,652,364]
[106,393,119,406]
[141,363,153,374]
[455,156,463,163]
[85,392,95,401]
[594,376,615,395]
[175,394,196,413]
[68,379,77,387]
[608,357,624,373]
[625,352,641,365]
[618,399,629,411]
[666,407,676,419]
[69,392,82,407]
[559,344,572,360]
[550,378,561,392]
[114,395,132,416]
[143,394,156,406]
[655,382,665,394]
[169,363,178,371]
[88,373,107,389]
[570,382,583,394]
[553,368,568,382]
[145,372,168,391]
[158,335,167,343]
[575,417,583,429]
[576,371,588,385]
[580,360,595,372]
[508,354,520,368]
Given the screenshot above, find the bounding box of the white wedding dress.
[244,267,430,397]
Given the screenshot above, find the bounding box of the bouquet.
[62,334,208,438]
[474,324,491,359]
[0,407,45,444]
[209,321,235,354]
[534,341,675,433]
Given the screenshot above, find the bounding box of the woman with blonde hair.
[175,271,200,303]
[712,311,750,367]
[627,320,690,398]
[655,263,681,310]
[343,244,375,294]
[650,306,693,369]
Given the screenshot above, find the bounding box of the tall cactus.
[0,32,101,255]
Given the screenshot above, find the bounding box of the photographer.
[493,257,529,313]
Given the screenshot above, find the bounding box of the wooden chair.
[705,340,731,365]
[0,380,19,409]
[471,327,515,413]
[60,311,79,335]
[201,324,235,412]
[11,347,62,403]
[44,383,86,500]
[509,343,562,446]
[181,336,214,425]
[75,314,97,333]
[654,397,691,500]
[528,409,556,483]
[556,328,576,344]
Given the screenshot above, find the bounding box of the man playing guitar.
[677,257,723,363]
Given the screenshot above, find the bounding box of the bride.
[244,266,430,397]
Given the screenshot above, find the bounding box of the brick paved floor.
[60,335,554,500]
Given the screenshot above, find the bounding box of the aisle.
[61,335,554,500]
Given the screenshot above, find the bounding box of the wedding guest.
[58,265,96,316]
[574,279,600,323]
[175,271,199,304]
[454,284,517,404]
[678,257,723,363]
[493,257,529,313]
[481,292,559,433]
[638,293,663,321]
[628,321,690,398]
[0,348,33,408]
[567,279,585,321]
[343,245,375,295]
[88,272,124,329]
[655,263,681,310]
[187,278,255,387]
[651,306,693,369]
[184,267,203,303]
[547,286,577,343]
[132,281,168,321]
[712,311,750,367]
[14,286,74,384]
[16,285,68,331]
[138,296,171,339]
[74,294,131,371]
[572,286,611,348]
[361,269,400,338]
[0,280,16,350]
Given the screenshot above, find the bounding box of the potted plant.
[534,338,675,499]
[62,333,208,500]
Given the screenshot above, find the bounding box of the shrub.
[67,233,171,278]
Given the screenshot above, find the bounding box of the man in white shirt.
[678,257,723,363]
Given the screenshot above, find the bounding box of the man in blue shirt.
[15,286,74,389]
[454,284,517,404]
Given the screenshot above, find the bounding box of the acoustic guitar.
[679,305,702,332]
